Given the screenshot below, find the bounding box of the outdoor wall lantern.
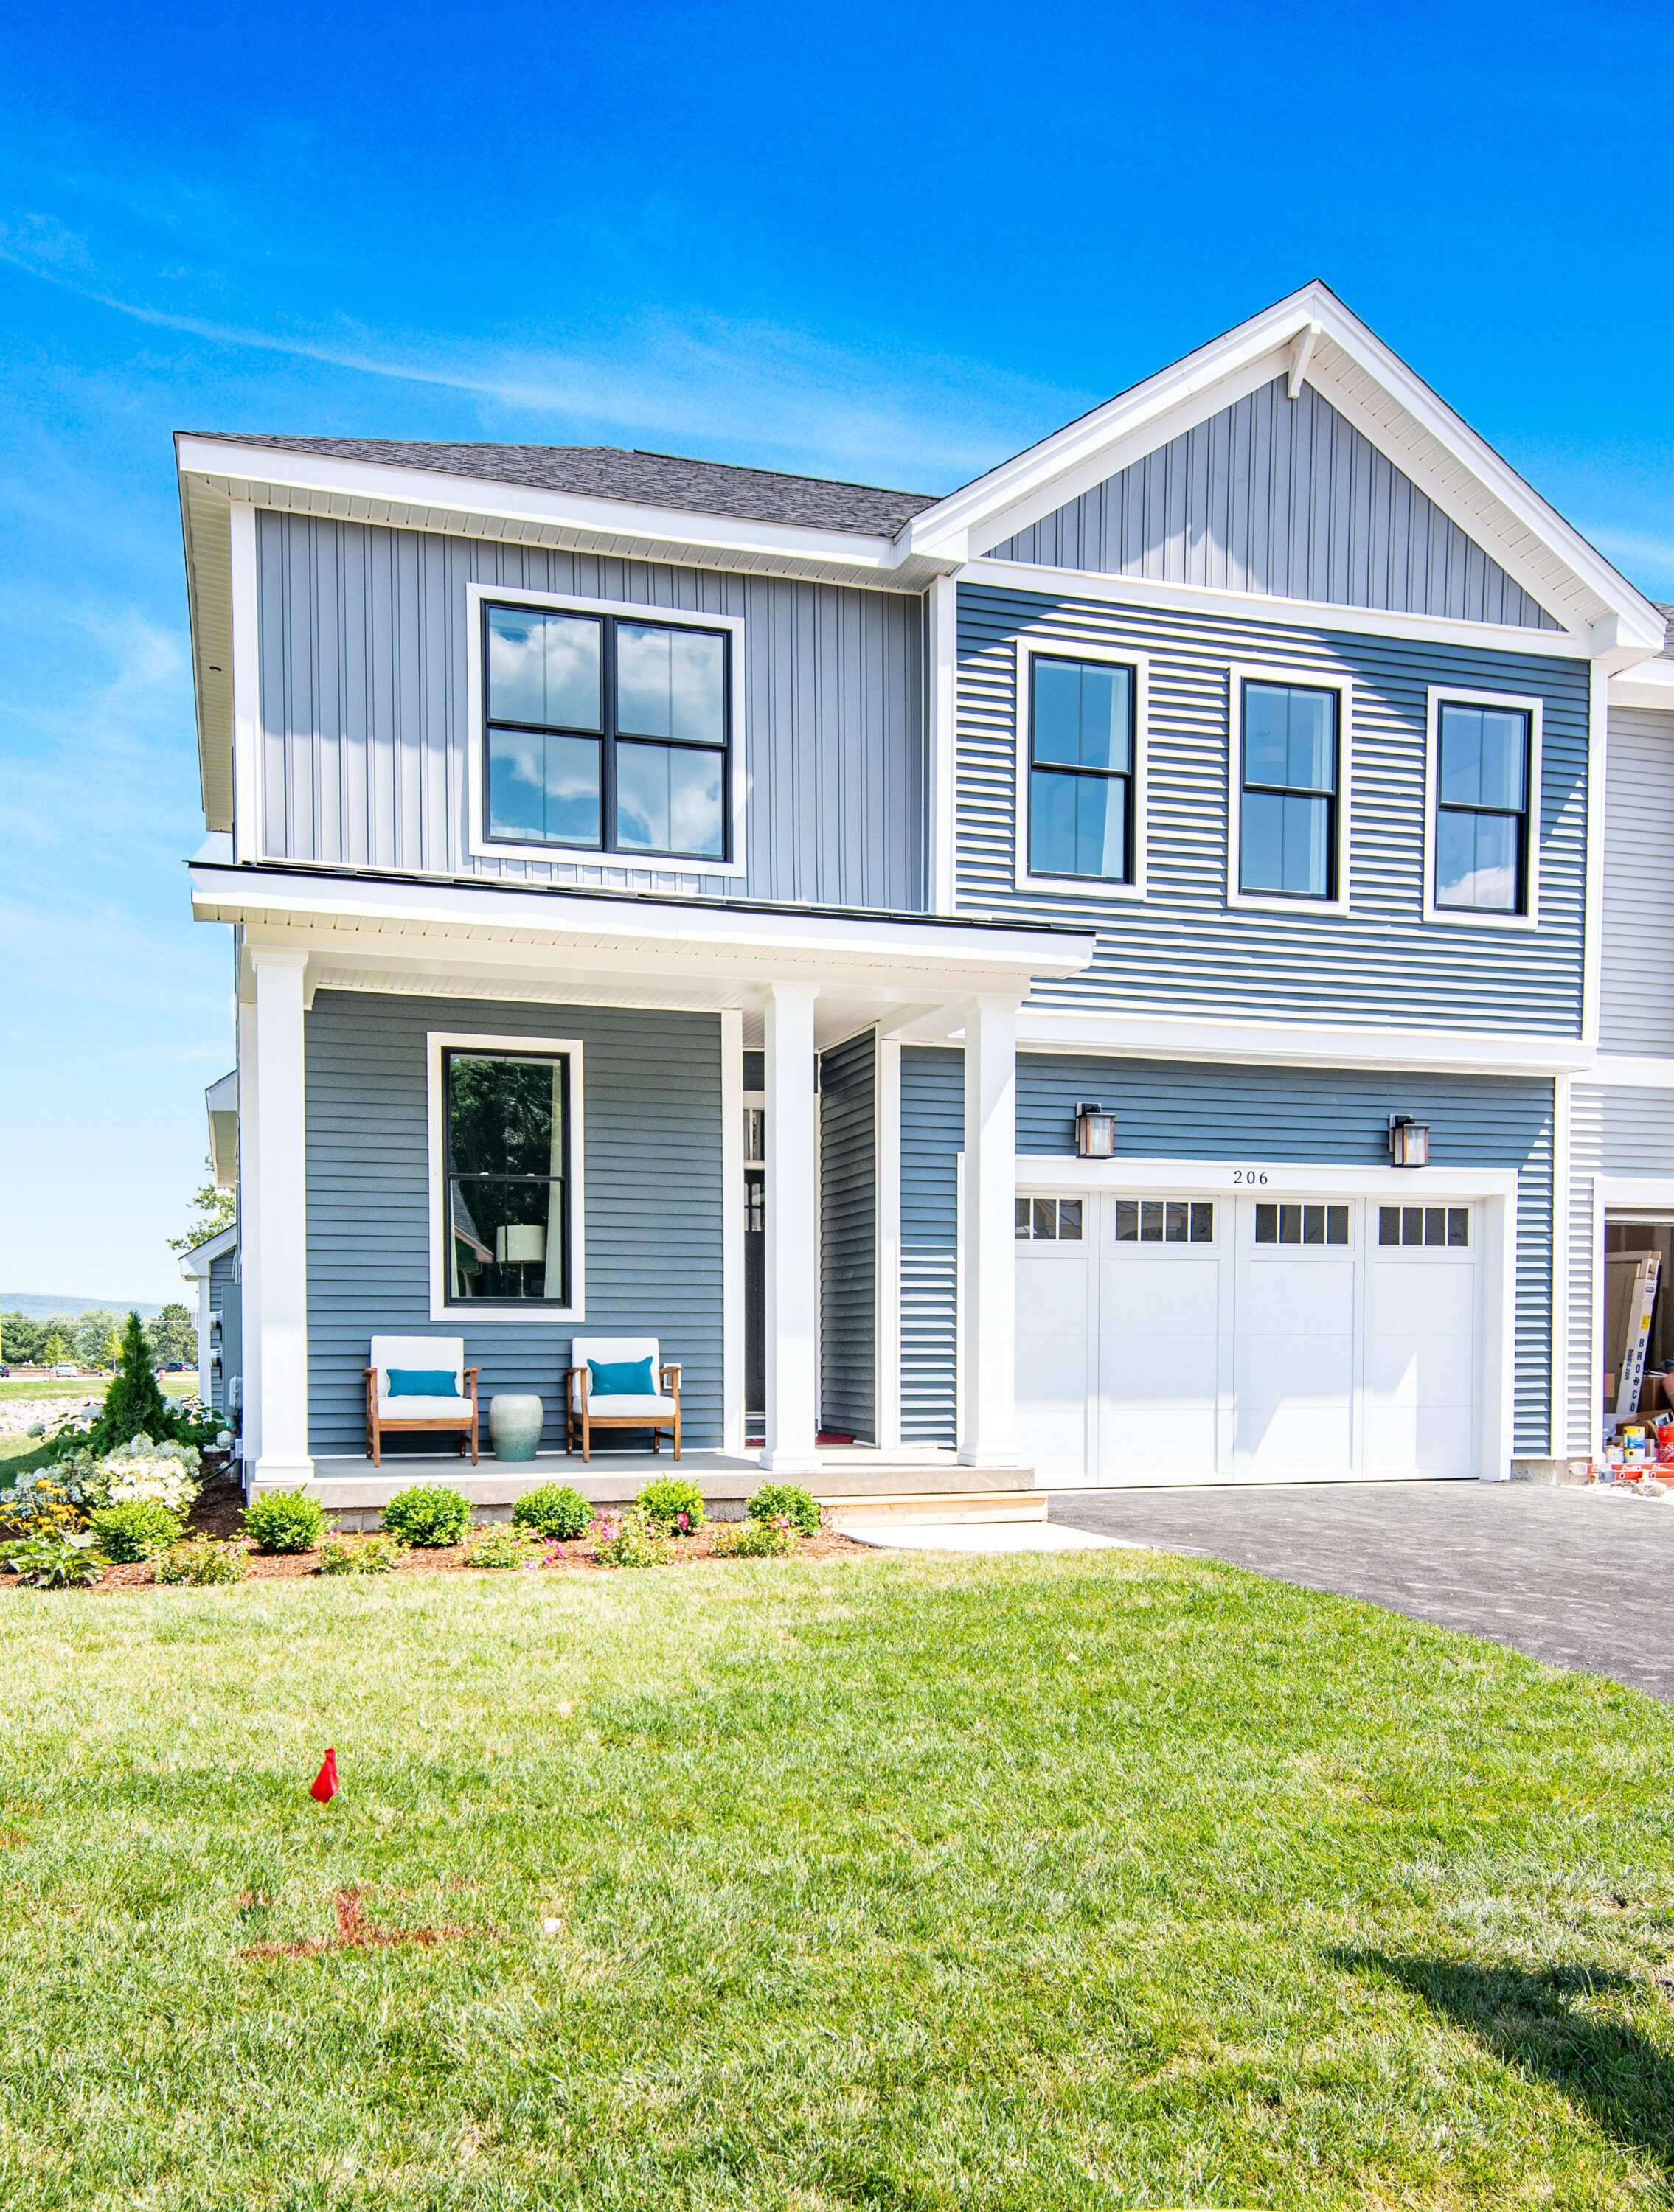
[1075,1102,1116,1158]
[1388,1115,1431,1169]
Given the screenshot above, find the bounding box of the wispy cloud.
[1588,526,1674,594]
[0,209,1081,484]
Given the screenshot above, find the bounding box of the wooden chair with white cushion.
[364,1335,479,1467]
[566,1335,681,1462]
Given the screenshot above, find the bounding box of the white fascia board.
[906,282,1664,655]
[175,437,919,582]
[1016,1152,1518,1200]
[1015,1004,1592,1077]
[961,557,1595,658]
[1610,658,1674,711]
[178,1222,238,1278]
[1578,1055,1674,1091]
[188,863,1096,984]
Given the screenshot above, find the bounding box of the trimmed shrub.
[243,1492,328,1554]
[153,1538,248,1587]
[89,1500,184,1562]
[1,1529,105,1587]
[511,1484,594,1540]
[465,1524,544,1571]
[746,1483,821,1537]
[715,1513,800,1559]
[591,1510,671,1569]
[380,1486,473,1548]
[636,1477,706,1536]
[318,1534,404,1576]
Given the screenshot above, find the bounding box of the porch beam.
[760,982,820,1472]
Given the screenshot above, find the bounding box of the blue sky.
[1,0,1670,1302]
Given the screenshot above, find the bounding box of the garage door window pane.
[1018,1197,1084,1241]
[1140,1201,1165,1242]
[1380,1203,1470,1248]
[1116,1200,1139,1242]
[1057,1200,1083,1240]
[1015,1199,1031,1237]
[1164,1200,1189,1242]
[1448,1208,1469,1246]
[1190,1203,1214,1242]
[1327,1206,1349,1245]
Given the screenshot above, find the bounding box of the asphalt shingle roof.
[184,434,940,538]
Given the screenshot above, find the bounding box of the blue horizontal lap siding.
[303,991,723,1455]
[901,1048,1555,1455]
[208,1248,239,1415]
[988,376,1559,630]
[958,582,1588,1034]
[257,513,926,911]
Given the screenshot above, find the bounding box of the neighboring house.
[176,1219,238,1413]
[173,281,1674,1502]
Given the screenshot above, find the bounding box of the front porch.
[310,1443,1045,1531]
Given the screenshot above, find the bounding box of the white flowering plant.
[64,1436,202,1515]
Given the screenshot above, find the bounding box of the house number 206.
[1232,1169,1269,1185]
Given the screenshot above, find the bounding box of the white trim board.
[462,581,748,880]
[1012,637,1150,902]
[424,1030,586,1324]
[1421,686,1544,932]
[1014,1007,1591,1077]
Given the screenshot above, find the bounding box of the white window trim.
[1013,637,1149,901]
[426,1030,586,1324]
[1226,664,1353,917]
[465,580,748,878]
[1423,684,1543,931]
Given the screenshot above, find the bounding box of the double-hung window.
[1431,698,1534,917]
[1236,678,1342,902]
[442,1048,572,1307]
[482,601,732,862]
[1025,653,1138,885]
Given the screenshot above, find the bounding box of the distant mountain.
[0,1293,167,1321]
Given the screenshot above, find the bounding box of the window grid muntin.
[442,1048,572,1307]
[1378,1205,1470,1248]
[1027,653,1137,884]
[482,601,732,863]
[1114,1198,1214,1244]
[1434,700,1531,915]
[1254,1202,1350,1247]
[1238,678,1341,902]
[1015,1197,1084,1241]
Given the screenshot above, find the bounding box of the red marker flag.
[310,1749,339,1803]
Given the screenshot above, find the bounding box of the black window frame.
[1026,651,1139,886]
[441,1046,573,1310]
[1237,678,1341,903]
[481,600,734,863]
[1432,698,1533,917]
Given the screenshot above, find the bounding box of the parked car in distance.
[50,1363,78,1379]
[0,1364,10,1378]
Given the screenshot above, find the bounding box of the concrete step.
[822,1491,1048,1529]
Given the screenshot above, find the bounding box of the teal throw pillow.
[386,1368,460,1397]
[588,1356,656,1397]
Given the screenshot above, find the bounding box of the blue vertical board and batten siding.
[987,377,1559,630]
[900,1047,1555,1454]
[303,990,723,1455]
[956,581,1589,1034]
[1598,708,1674,1054]
[257,512,928,911]
[819,1029,876,1441]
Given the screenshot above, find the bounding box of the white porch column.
[761,982,820,1472]
[246,948,313,1489]
[958,994,1019,1468]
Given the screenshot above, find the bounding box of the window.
[442,1050,571,1305]
[1015,1197,1084,1241]
[1434,700,1532,915]
[1115,1199,1214,1243]
[1237,680,1340,901]
[1255,1203,1350,1247]
[482,602,731,861]
[1027,654,1136,883]
[1379,1206,1469,1248]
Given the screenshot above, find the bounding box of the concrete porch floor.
[305,1444,1043,1530]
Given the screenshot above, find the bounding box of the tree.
[103,1328,125,1371]
[168,1159,236,1256]
[92,1312,171,1450]
[41,1332,69,1367]
[72,1308,123,1370]
[0,1313,44,1366]
[147,1304,198,1368]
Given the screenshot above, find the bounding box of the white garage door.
[1016,1191,1482,1487]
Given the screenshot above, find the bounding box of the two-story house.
[175,282,1674,1510]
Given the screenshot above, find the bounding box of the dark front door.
[744,1167,765,1423]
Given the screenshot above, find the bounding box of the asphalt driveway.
[1049,1480,1674,1701]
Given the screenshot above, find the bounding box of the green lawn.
[0,1372,201,1402]
[1,1557,1671,2210]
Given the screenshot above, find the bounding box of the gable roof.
[181,434,937,538]
[905,281,1666,658]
